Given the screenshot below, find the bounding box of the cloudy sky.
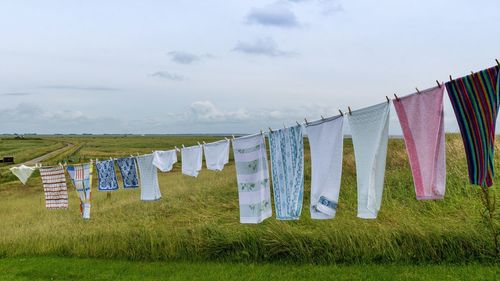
[0,0,499,134]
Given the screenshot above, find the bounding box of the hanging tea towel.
[95,159,119,191]
[136,154,161,201]
[67,164,92,219]
[10,164,37,185]
[181,145,203,177]
[152,150,178,172]
[39,166,69,209]
[204,139,230,171]
[116,157,140,188]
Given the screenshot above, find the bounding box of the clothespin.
[269,127,273,133]
[436,80,441,88]
[197,142,201,146]
[203,141,206,145]
[260,130,263,135]
[348,106,352,115]
[415,87,421,94]
[339,109,344,116]
[470,71,474,75]
[496,59,499,66]
[320,115,325,120]
[224,137,229,142]
[232,135,235,140]
[385,96,390,103]
[109,157,113,161]
[393,93,400,102]
[174,146,179,152]
[304,118,308,125]
[296,121,301,126]
[449,75,453,82]
[182,144,185,148]
[283,123,286,129]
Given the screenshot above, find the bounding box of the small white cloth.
[135,154,161,201]
[203,140,230,171]
[10,165,37,185]
[152,150,178,172]
[347,102,390,219]
[181,145,203,177]
[306,115,344,219]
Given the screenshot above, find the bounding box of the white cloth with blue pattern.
[347,102,390,219]
[269,125,304,220]
[232,134,272,224]
[306,115,344,219]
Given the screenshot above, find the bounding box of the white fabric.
[135,154,161,201]
[152,150,178,172]
[203,140,230,171]
[347,102,390,219]
[82,202,91,219]
[306,115,344,219]
[10,165,37,185]
[181,145,203,177]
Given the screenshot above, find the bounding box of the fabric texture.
[232,133,272,224]
[152,150,178,172]
[306,115,344,219]
[39,166,69,209]
[269,125,304,220]
[204,139,230,171]
[116,157,139,188]
[9,165,36,185]
[445,66,499,187]
[67,164,92,219]
[181,145,203,177]
[394,86,446,200]
[95,160,119,191]
[135,154,161,201]
[347,102,390,219]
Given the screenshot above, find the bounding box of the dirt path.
[22,143,75,165]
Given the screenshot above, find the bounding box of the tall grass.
[0,134,497,263]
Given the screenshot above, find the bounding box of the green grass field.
[0,135,498,274]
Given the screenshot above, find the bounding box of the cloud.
[187,101,251,122]
[233,37,294,57]
[41,85,120,91]
[288,0,344,16]
[246,3,299,28]
[150,71,185,81]
[167,51,212,64]
[2,92,31,96]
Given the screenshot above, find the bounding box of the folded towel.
[232,133,273,223]
[39,166,69,209]
[95,159,119,191]
[10,165,36,185]
[347,102,390,219]
[116,157,139,188]
[269,125,304,220]
[153,150,178,172]
[394,86,446,200]
[204,140,230,171]
[135,154,161,201]
[181,145,203,177]
[306,115,344,219]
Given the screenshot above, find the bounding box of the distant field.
[0,134,498,264]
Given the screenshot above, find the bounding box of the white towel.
[9,165,37,185]
[181,145,203,177]
[347,102,390,219]
[135,154,161,201]
[232,133,273,224]
[305,115,344,219]
[152,150,178,172]
[204,140,230,171]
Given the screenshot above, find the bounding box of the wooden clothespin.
[436,80,441,88]
[348,106,352,115]
[496,59,500,66]
[449,75,453,82]
[260,130,263,135]
[304,118,308,125]
[385,96,390,103]
[339,109,344,116]
[269,127,273,133]
[320,115,325,120]
[470,71,474,75]
[232,135,235,140]
[203,141,207,145]
[393,93,400,102]
[197,142,201,146]
[296,121,301,126]
[416,87,421,94]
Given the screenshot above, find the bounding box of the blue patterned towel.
[116,157,139,188]
[269,125,304,220]
[95,159,119,191]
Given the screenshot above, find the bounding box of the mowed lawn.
[0,135,498,265]
[0,257,497,281]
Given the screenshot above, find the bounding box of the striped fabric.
[445,66,499,187]
[67,164,92,219]
[39,166,69,209]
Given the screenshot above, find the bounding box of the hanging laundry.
[116,157,139,188]
[67,164,92,219]
[446,66,499,187]
[348,102,390,219]
[152,150,178,172]
[9,164,37,185]
[95,160,119,191]
[232,133,272,223]
[269,125,304,220]
[394,86,446,200]
[39,166,69,209]
[305,115,344,219]
[181,145,203,177]
[135,154,161,201]
[203,139,230,171]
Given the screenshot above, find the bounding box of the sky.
[0,0,499,134]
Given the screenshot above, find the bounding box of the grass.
[0,134,498,264]
[0,257,497,281]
